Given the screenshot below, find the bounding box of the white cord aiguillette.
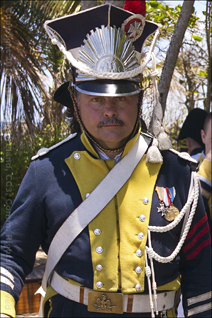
[145,171,199,317]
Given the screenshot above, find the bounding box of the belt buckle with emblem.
[88,291,123,314]
[156,186,179,221]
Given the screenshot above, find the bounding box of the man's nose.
[103,98,117,117]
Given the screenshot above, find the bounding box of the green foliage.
[1,0,80,132]
[149,1,159,8]
[191,35,203,41]
[0,122,71,227]
[198,70,208,77]
[146,1,199,38]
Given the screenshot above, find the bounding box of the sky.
[165,0,207,20]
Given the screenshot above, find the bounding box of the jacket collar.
[80,126,141,159]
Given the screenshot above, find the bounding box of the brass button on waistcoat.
[135,266,142,274]
[96,246,103,254]
[74,153,80,160]
[142,197,149,205]
[135,284,141,291]
[136,249,143,257]
[139,214,146,222]
[96,264,103,271]
[96,281,103,289]
[94,228,101,236]
[137,232,144,240]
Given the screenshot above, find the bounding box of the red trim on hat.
[124,0,146,16]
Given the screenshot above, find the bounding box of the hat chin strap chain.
[145,171,199,317]
[44,23,160,80]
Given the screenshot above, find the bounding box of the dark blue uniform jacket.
[0,133,211,317]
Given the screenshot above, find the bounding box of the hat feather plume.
[124,0,146,16]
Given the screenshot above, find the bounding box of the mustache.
[97,118,124,128]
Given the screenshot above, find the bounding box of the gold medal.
[164,205,179,221]
[156,186,179,222]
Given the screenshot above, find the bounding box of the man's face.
[201,118,212,155]
[77,93,139,150]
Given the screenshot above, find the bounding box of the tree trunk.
[158,0,195,116]
[105,0,125,8]
[205,0,212,112]
[81,0,97,11]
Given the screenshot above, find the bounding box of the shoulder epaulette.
[31,133,77,160]
[169,149,198,170]
[170,148,197,162]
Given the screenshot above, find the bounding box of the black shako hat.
[44,1,159,108]
[178,108,208,147]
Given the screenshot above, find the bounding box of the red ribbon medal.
[156,186,179,221]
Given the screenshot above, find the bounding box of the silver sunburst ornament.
[76,25,140,82]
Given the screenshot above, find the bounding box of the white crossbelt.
[50,271,176,313]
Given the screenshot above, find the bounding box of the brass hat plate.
[88,291,123,314]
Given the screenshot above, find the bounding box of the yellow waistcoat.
[65,131,162,293]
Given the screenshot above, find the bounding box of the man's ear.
[186,137,192,148]
[201,129,206,145]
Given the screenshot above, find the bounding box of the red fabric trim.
[183,223,210,252]
[124,0,146,16]
[186,237,211,260]
[186,214,208,240]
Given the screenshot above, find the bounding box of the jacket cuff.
[0,291,16,317]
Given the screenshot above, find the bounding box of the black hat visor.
[54,80,141,108]
[75,80,141,97]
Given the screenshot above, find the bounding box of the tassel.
[157,127,172,150]
[146,138,163,163]
[124,0,146,16]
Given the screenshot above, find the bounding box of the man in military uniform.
[178,108,208,160]
[0,1,211,317]
[198,112,212,230]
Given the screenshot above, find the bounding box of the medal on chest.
[156,186,179,221]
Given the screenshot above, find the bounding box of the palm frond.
[0,1,79,136]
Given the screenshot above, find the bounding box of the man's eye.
[115,97,125,101]
[91,98,102,102]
